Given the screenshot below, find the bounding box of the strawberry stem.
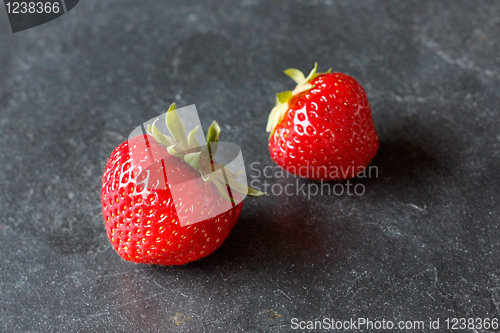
[266,63,332,137]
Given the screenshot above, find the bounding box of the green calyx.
[147,103,265,201]
[266,62,332,137]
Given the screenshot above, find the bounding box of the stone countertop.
[0,0,499,331]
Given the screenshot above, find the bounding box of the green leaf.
[167,145,180,157]
[208,169,226,183]
[150,119,176,148]
[304,62,318,82]
[187,126,201,148]
[217,165,244,179]
[284,68,306,85]
[266,104,279,132]
[204,121,221,158]
[272,104,285,128]
[233,169,244,178]
[210,167,265,197]
[292,83,315,96]
[167,102,177,112]
[209,176,235,203]
[247,186,266,197]
[166,103,188,148]
[205,121,221,144]
[277,90,292,104]
[266,91,292,135]
[267,102,289,137]
[183,152,200,170]
[225,176,251,195]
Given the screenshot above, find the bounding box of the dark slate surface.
[1,0,499,332]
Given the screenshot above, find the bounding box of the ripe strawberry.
[101,104,263,265]
[266,63,379,180]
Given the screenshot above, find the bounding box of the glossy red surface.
[269,73,379,180]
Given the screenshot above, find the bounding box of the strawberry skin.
[268,68,379,180]
[101,134,243,266]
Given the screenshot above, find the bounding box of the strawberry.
[101,103,263,265]
[266,63,379,180]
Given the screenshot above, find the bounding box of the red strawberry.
[101,103,263,265]
[266,63,379,180]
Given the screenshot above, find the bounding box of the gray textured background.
[1,0,499,332]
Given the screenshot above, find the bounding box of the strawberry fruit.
[101,104,263,265]
[266,63,379,180]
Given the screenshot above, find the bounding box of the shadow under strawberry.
[363,119,456,191]
[148,188,362,275]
